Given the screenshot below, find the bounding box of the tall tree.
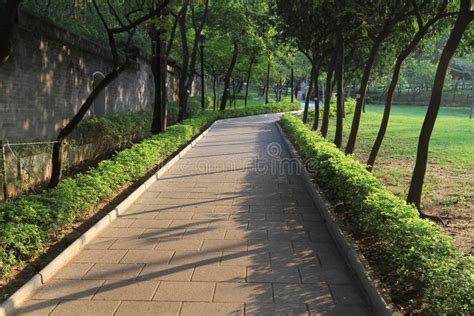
[177,0,209,121]
[275,0,333,125]
[244,55,256,106]
[320,51,336,137]
[367,0,451,171]
[150,27,163,134]
[49,0,170,187]
[220,39,239,110]
[302,58,316,123]
[265,59,271,104]
[311,62,321,130]
[204,1,246,110]
[407,0,473,214]
[345,1,413,154]
[159,28,169,131]
[334,16,344,148]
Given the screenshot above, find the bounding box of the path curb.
[0,121,216,316]
[275,122,399,316]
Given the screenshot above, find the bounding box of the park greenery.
[275,0,473,218]
[0,0,473,313]
[280,114,472,314]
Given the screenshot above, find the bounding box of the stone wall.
[0,11,195,142]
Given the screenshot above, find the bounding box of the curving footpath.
[15,114,372,315]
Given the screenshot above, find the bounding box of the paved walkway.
[17,114,371,315]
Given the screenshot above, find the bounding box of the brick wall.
[0,11,194,142]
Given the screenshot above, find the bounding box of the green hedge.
[305,98,356,121]
[0,101,300,276]
[167,96,213,123]
[75,111,152,146]
[75,96,211,146]
[279,114,473,314]
[12,97,209,158]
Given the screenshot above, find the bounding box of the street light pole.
[200,35,205,110]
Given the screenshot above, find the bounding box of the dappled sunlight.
[16,114,371,315]
[0,13,172,142]
[2,0,472,314]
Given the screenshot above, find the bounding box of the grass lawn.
[312,104,473,253]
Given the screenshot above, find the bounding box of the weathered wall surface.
[0,11,196,142]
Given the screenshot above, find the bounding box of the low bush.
[0,101,300,276]
[326,97,356,117]
[303,97,355,119]
[74,111,152,146]
[167,96,212,123]
[279,114,473,314]
[14,96,210,157]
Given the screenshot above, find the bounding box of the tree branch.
[167,4,187,56]
[92,0,119,68]
[109,0,171,34]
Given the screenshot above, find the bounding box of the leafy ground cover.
[308,104,473,254]
[280,113,473,314]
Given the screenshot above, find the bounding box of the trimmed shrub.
[0,101,300,276]
[326,97,356,117]
[279,114,473,314]
[74,111,152,146]
[167,96,211,123]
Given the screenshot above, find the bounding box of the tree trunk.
[177,5,190,122]
[160,31,168,131]
[200,41,205,110]
[184,34,201,105]
[231,81,237,108]
[345,39,383,154]
[178,0,209,117]
[334,28,344,148]
[213,75,217,111]
[290,67,294,103]
[265,60,271,104]
[166,7,182,56]
[321,52,336,138]
[407,1,472,212]
[303,62,315,124]
[187,0,209,102]
[150,28,163,134]
[367,58,402,170]
[244,56,256,107]
[367,16,437,170]
[278,77,283,101]
[312,66,321,130]
[220,40,239,111]
[363,86,367,113]
[0,0,21,65]
[50,68,124,187]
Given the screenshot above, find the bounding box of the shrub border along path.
[0,115,221,316]
[0,102,300,292]
[279,114,473,314]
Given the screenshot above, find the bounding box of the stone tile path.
[17,114,372,315]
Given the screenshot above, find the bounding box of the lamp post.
[200,34,205,110]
